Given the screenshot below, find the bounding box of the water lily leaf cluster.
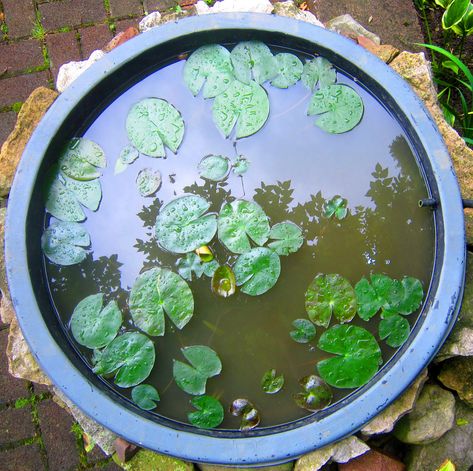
[198,154,251,182]
[324,195,348,220]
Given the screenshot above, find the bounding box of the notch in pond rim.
[418,198,438,209]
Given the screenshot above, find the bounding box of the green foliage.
[302,57,337,91]
[324,195,348,220]
[294,375,333,411]
[290,319,316,343]
[188,395,224,428]
[211,265,236,297]
[267,222,304,256]
[232,156,250,175]
[261,369,284,394]
[177,252,205,281]
[136,168,162,196]
[132,384,160,410]
[198,155,230,181]
[31,20,45,40]
[270,53,303,89]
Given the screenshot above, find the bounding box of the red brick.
[115,18,139,34]
[39,0,106,31]
[45,31,81,80]
[0,111,18,148]
[338,450,405,471]
[79,24,112,58]
[109,0,143,18]
[3,0,36,39]
[0,407,35,445]
[0,39,45,74]
[1,444,45,471]
[143,0,176,13]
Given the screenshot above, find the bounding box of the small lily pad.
[132,384,160,410]
[41,221,90,266]
[230,41,277,84]
[233,247,281,296]
[379,312,410,348]
[270,53,303,88]
[317,324,382,389]
[302,57,337,91]
[324,196,348,220]
[267,221,303,256]
[230,398,260,431]
[261,369,284,394]
[213,79,270,139]
[188,395,224,429]
[58,138,105,181]
[294,375,333,411]
[126,98,185,157]
[63,176,102,212]
[155,195,217,254]
[232,156,250,175]
[305,274,357,328]
[136,168,162,197]
[203,260,219,278]
[195,245,214,262]
[93,332,155,388]
[177,253,205,281]
[308,84,364,134]
[290,319,316,343]
[218,200,270,254]
[198,155,230,182]
[211,265,236,297]
[397,277,424,315]
[115,146,139,174]
[70,293,122,349]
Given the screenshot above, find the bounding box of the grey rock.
[438,356,473,407]
[326,14,380,44]
[139,11,162,32]
[273,1,324,28]
[195,0,273,15]
[199,464,292,471]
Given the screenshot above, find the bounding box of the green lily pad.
[324,196,348,220]
[203,260,219,278]
[302,57,337,91]
[177,253,205,281]
[305,274,357,328]
[188,395,224,429]
[129,267,194,336]
[230,41,277,84]
[261,369,284,394]
[217,200,270,254]
[230,398,260,431]
[233,247,281,296]
[232,156,250,175]
[41,221,90,266]
[397,277,424,315]
[183,44,234,99]
[126,98,185,157]
[155,195,217,254]
[294,375,333,411]
[63,176,102,212]
[93,332,155,388]
[115,145,140,174]
[317,324,382,389]
[354,277,383,321]
[70,293,122,349]
[212,79,270,139]
[379,312,410,348]
[58,138,105,181]
[131,384,160,410]
[211,265,236,297]
[198,155,230,182]
[267,221,303,256]
[136,168,162,197]
[270,53,303,88]
[308,84,364,134]
[290,319,316,343]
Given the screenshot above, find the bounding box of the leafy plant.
[290,319,316,343]
[302,57,337,91]
[324,196,348,220]
[294,375,333,411]
[198,155,231,181]
[211,265,236,297]
[115,145,139,174]
[188,395,224,428]
[270,53,303,89]
[132,384,160,410]
[267,222,304,256]
[230,398,260,431]
[261,369,284,394]
[378,312,411,348]
[58,138,105,180]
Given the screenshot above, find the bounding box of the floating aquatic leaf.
[41,221,90,266]
[305,274,357,328]
[183,44,234,98]
[232,156,250,175]
[136,168,162,197]
[317,324,382,389]
[70,293,122,349]
[230,398,260,431]
[211,265,236,297]
[177,253,205,281]
[188,395,224,429]
[302,57,337,91]
[198,155,230,181]
[155,195,217,254]
[261,369,284,394]
[115,146,139,174]
[173,361,207,396]
[267,221,303,256]
[63,176,102,212]
[270,53,303,88]
[131,384,160,410]
[129,267,194,336]
[308,84,364,134]
[126,98,185,157]
[59,139,105,181]
[294,375,333,411]
[93,332,155,388]
[397,277,424,315]
[213,79,270,139]
[230,41,277,84]
[324,196,348,220]
[379,312,410,348]
[195,245,214,262]
[203,260,219,278]
[354,277,383,321]
[233,247,281,296]
[218,200,270,254]
[290,319,316,343]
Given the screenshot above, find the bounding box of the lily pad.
[198,155,230,182]
[213,79,270,139]
[177,253,205,281]
[183,44,234,99]
[305,274,357,328]
[211,265,236,297]
[232,156,250,175]
[261,369,284,394]
[324,196,348,220]
[230,41,277,84]
[234,247,281,296]
[230,398,260,431]
[93,332,155,388]
[290,319,316,343]
[379,312,411,348]
[203,260,219,278]
[126,98,185,157]
[188,395,224,429]
[132,384,160,410]
[58,138,105,181]
[267,221,303,256]
[70,293,122,349]
[270,53,303,88]
[302,57,337,91]
[129,267,194,336]
[397,277,424,315]
[41,221,90,266]
[115,145,140,174]
[308,84,364,134]
[317,324,383,389]
[63,176,102,212]
[155,195,217,254]
[218,200,270,254]
[294,375,333,411]
[136,168,162,197]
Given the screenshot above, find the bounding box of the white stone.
[195,0,274,15]
[139,11,162,32]
[273,1,324,28]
